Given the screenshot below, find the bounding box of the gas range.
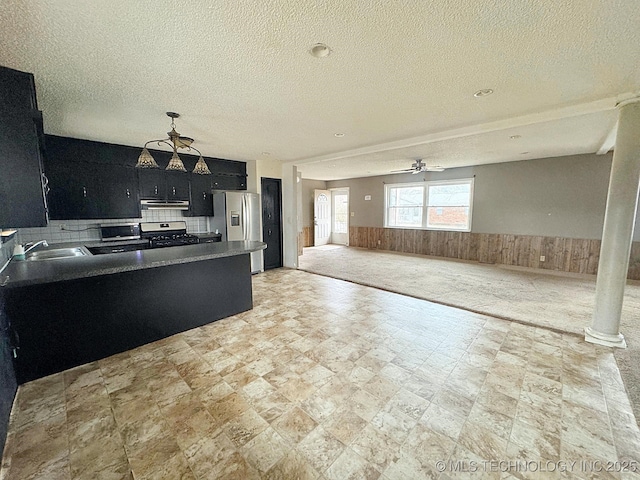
[140,222,200,249]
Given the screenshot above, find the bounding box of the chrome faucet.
[23,240,48,254]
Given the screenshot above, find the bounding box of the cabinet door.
[211,174,247,191]
[95,165,140,218]
[137,169,165,199]
[166,172,190,200]
[0,67,47,227]
[189,174,213,216]
[47,162,102,219]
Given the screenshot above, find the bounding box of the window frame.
[384,178,474,232]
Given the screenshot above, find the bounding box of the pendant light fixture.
[136,112,211,175]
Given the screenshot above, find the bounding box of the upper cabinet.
[210,158,247,191]
[45,136,140,219]
[0,66,48,228]
[44,134,246,220]
[189,173,213,216]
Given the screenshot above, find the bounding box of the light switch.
[364,195,372,201]
[351,212,355,217]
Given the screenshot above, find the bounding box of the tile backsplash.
[16,211,211,245]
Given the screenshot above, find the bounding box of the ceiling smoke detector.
[309,43,332,58]
[334,132,345,137]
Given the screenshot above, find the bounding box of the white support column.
[585,98,640,348]
[281,163,299,268]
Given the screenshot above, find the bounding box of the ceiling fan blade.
[425,167,445,172]
[391,168,414,173]
[411,169,421,174]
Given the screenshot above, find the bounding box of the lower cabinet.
[3,255,253,384]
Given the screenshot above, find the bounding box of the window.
[333,193,348,234]
[385,179,474,231]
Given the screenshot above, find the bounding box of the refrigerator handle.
[242,195,248,241]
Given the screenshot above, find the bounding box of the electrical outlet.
[540,255,545,262]
[377,240,381,245]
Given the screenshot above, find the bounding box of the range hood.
[140,200,190,210]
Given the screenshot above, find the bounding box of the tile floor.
[2,269,640,479]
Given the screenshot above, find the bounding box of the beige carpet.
[298,245,640,423]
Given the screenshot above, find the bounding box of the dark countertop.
[1,240,266,288]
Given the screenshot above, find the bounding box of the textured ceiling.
[1,1,639,180]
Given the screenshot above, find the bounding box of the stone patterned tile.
[322,406,368,445]
[351,424,401,473]
[242,427,290,473]
[271,407,318,445]
[2,269,639,480]
[297,426,346,474]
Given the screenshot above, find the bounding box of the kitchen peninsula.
[0,240,266,383]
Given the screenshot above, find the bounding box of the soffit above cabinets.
[0,1,638,180]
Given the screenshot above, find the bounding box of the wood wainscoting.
[348,227,640,280]
[301,226,314,248]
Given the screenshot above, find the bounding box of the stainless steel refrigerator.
[212,192,263,273]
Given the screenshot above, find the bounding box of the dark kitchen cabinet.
[43,134,246,219]
[97,165,139,218]
[0,66,48,228]
[138,169,189,201]
[212,174,247,191]
[137,169,164,199]
[47,162,139,219]
[189,173,213,216]
[166,172,190,200]
[3,254,253,384]
[45,135,140,219]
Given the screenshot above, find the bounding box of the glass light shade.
[165,152,187,172]
[135,148,159,168]
[193,156,212,175]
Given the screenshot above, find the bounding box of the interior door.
[261,178,283,270]
[314,189,331,246]
[331,189,349,245]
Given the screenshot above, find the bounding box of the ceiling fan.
[391,159,445,174]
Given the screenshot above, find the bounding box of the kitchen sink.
[25,247,89,261]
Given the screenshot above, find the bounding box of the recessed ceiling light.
[510,135,521,139]
[261,151,270,156]
[334,133,345,137]
[309,43,332,58]
[473,89,494,97]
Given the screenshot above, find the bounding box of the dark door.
[261,177,283,270]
